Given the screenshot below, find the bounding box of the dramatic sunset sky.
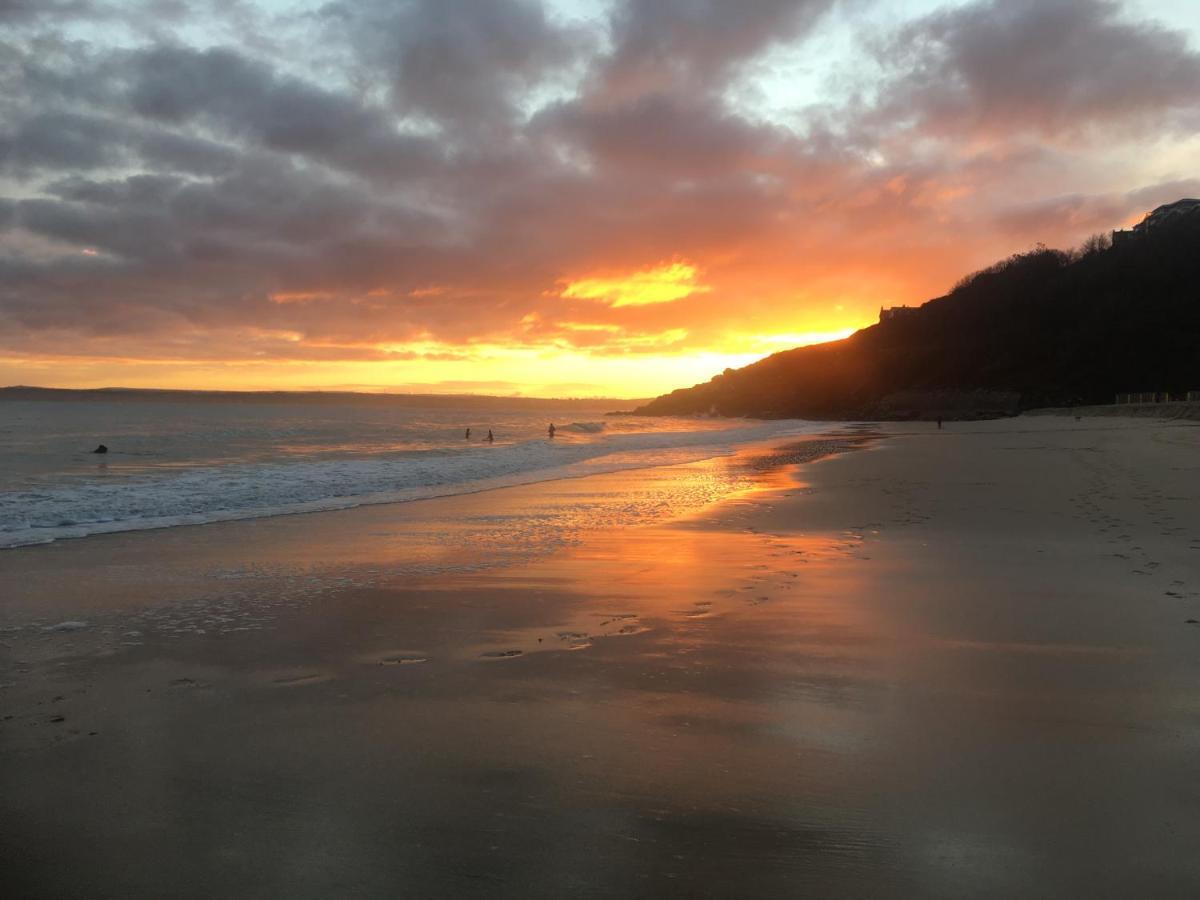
[2,0,1199,397]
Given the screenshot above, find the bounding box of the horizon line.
[0,384,650,403]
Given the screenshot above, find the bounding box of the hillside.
[635,200,1200,419]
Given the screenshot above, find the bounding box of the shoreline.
[0,428,874,625]
[5,412,1174,553]
[4,416,1200,897]
[0,418,829,552]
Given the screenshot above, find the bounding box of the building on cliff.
[1112,198,1200,245]
[879,305,920,323]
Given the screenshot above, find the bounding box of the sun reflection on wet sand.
[5,421,1200,895]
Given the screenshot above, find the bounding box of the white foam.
[0,420,817,548]
[43,620,91,631]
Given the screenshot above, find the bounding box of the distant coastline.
[0,386,646,410]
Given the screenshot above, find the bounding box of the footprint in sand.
[270,672,332,686]
[357,650,429,666]
[168,677,207,689]
[480,649,523,660]
[556,631,593,650]
[613,624,650,636]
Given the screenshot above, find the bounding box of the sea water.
[0,395,820,549]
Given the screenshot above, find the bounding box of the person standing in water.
[487,429,494,443]
[465,428,471,440]
[548,423,556,439]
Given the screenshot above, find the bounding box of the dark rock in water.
[1186,619,1198,624]
[92,444,108,454]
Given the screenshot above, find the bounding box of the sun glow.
[747,327,859,350]
[559,261,712,308]
[0,317,870,399]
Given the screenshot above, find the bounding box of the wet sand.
[3,418,1200,897]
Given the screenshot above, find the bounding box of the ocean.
[0,394,820,549]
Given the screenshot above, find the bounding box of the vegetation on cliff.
[635,202,1200,419]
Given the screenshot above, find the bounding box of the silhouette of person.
[487,429,494,443]
[465,428,471,440]
[936,417,942,430]
[548,423,556,439]
[93,444,108,454]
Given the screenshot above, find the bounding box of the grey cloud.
[136,130,241,176]
[592,0,837,104]
[124,45,446,179]
[5,36,440,182]
[22,158,453,269]
[46,173,184,207]
[534,93,787,177]
[0,112,129,173]
[17,196,177,261]
[994,178,1200,237]
[0,0,99,23]
[871,0,1200,139]
[319,0,586,131]
[0,0,196,28]
[125,45,264,122]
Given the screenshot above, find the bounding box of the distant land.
[635,199,1200,420]
[0,386,643,410]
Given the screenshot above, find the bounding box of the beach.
[3,416,1200,897]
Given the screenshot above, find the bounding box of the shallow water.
[0,396,820,548]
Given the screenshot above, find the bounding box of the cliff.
[635,201,1200,419]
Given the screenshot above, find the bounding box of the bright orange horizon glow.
[0,315,871,399]
[6,255,879,398]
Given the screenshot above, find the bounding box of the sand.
[2,417,1199,897]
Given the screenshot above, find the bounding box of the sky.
[2,0,1199,398]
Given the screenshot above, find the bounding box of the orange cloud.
[269,291,337,305]
[559,261,712,308]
